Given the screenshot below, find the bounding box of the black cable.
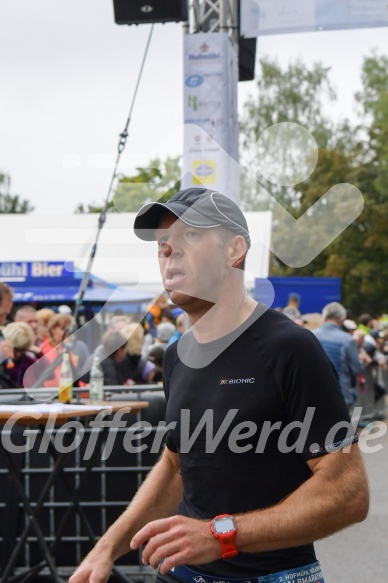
[72,24,155,329]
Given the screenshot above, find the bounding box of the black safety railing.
[0,385,165,582]
[355,363,388,424]
[0,370,386,580]
[0,384,163,401]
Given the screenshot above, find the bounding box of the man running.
[70,188,369,583]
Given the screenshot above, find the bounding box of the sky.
[1,0,388,215]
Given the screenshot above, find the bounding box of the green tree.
[0,172,34,213]
[270,146,359,279]
[75,156,181,213]
[239,56,338,212]
[343,53,388,314]
[239,53,388,314]
[308,54,388,314]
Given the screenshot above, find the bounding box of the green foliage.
[243,54,388,315]
[0,172,34,213]
[241,57,336,147]
[346,53,388,314]
[75,156,182,214]
[75,201,115,214]
[240,57,337,212]
[115,156,181,211]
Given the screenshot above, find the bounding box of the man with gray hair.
[14,305,41,355]
[313,302,363,408]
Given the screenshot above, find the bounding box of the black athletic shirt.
[162,305,356,577]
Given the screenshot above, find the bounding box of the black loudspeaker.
[238,37,257,82]
[113,0,189,25]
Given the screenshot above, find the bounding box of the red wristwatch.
[210,514,238,559]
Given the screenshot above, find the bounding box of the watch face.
[214,516,235,534]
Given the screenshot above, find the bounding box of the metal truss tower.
[185,0,239,42]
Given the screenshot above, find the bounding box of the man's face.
[0,295,13,325]
[156,213,230,309]
[17,311,39,340]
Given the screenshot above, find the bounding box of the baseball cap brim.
[134,201,222,241]
[133,188,251,249]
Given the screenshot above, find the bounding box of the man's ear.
[228,236,247,269]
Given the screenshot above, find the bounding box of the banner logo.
[185,75,204,88]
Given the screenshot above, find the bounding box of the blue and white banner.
[182,33,240,203]
[0,261,74,282]
[241,0,388,38]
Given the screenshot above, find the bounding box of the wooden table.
[0,401,149,583]
[0,400,149,424]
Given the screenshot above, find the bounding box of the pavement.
[315,415,388,582]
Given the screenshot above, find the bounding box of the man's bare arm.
[68,446,182,583]
[132,444,369,574]
[236,442,369,552]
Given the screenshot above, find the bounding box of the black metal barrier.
[0,386,166,581]
[0,374,386,581]
[355,363,387,423]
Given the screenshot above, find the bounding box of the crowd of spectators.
[280,301,388,410]
[1,280,387,404]
[0,285,182,390]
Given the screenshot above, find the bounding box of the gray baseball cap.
[133,187,251,249]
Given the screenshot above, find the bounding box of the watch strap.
[219,532,238,558]
[210,514,238,559]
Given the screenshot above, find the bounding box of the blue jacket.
[313,322,363,405]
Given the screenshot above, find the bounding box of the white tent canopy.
[0,212,271,295]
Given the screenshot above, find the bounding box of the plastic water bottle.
[58,352,73,403]
[89,356,104,403]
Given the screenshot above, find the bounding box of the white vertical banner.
[182,33,240,204]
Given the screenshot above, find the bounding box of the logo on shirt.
[219,378,255,385]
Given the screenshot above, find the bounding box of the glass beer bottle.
[58,352,73,403]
